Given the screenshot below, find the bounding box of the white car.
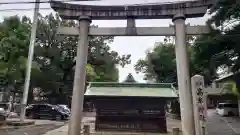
[0,108,5,114]
[216,103,238,116]
[0,108,6,121]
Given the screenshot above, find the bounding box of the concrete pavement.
[43,124,68,135]
[219,115,240,134]
[42,117,181,135]
[3,110,237,135]
[0,124,64,135]
[0,119,66,135]
[6,118,66,126]
[206,109,240,135]
[42,110,240,135]
[42,124,177,135]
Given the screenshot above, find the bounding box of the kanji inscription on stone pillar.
[191,75,207,135]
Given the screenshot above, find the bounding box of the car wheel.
[55,114,62,121]
[228,111,234,116]
[27,112,35,119]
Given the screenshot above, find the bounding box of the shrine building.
[84,82,178,133]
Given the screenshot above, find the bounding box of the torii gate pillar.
[68,16,91,135]
[173,13,195,135]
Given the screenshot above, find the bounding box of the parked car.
[26,104,70,120]
[57,104,70,114]
[0,108,5,114]
[216,103,238,116]
[0,103,19,118]
[0,108,6,121]
[0,103,10,113]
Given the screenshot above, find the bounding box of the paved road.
[6,119,66,126]
[207,109,240,135]
[3,111,240,135]
[0,119,66,135]
[222,116,240,133]
[43,116,181,135]
[0,124,63,135]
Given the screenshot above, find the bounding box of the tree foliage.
[135,0,240,86]
[208,0,240,27]
[134,36,207,83]
[0,16,32,92]
[195,0,240,89]
[135,40,177,83]
[0,13,131,104]
[204,0,240,71]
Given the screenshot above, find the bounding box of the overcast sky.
[0,0,209,82]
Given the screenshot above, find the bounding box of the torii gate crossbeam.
[57,26,209,36]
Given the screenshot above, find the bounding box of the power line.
[0,1,49,5]
[0,0,99,5]
[0,0,192,5]
[0,0,101,12]
[0,7,52,12]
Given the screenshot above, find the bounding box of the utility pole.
[20,0,40,122]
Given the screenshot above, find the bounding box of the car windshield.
[55,105,67,112]
[59,105,68,109]
[217,103,238,109]
[59,105,70,110]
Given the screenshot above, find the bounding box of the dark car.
[26,104,70,120]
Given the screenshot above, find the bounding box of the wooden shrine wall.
[93,97,167,133]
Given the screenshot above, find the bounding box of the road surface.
[207,109,240,135]
[2,111,240,135]
[0,119,66,135]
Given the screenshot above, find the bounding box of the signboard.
[94,98,167,133]
[191,75,207,135]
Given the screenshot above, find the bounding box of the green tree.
[195,0,240,87]
[0,14,131,104]
[208,0,240,28]
[135,41,176,83]
[135,0,240,85]
[33,13,130,103]
[0,16,42,108]
[191,32,220,84]
[193,0,240,114]
[0,16,31,93]
[135,36,202,83]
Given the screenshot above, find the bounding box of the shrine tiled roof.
[84,82,178,98]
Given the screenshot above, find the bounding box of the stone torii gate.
[50,1,213,135]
